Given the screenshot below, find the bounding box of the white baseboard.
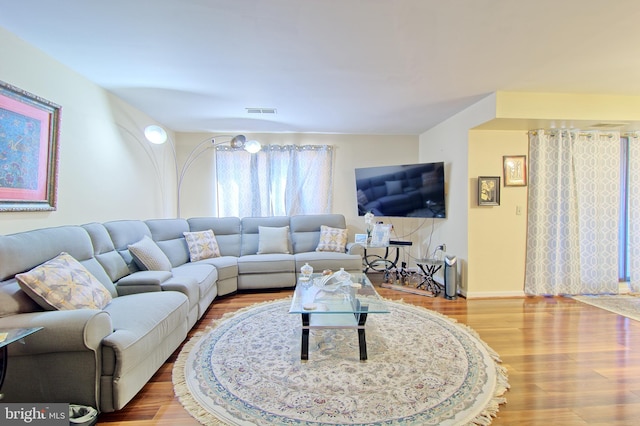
[463,290,526,299]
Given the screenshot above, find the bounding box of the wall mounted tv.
[355,162,445,218]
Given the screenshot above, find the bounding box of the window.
[215,144,334,217]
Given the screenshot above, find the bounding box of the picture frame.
[369,223,392,247]
[0,80,61,211]
[503,155,527,186]
[354,233,368,244]
[478,176,500,206]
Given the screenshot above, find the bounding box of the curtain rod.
[528,129,624,138]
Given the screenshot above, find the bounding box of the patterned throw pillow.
[315,225,348,253]
[128,235,172,271]
[183,229,221,262]
[16,252,112,311]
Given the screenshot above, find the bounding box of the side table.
[361,241,413,281]
[0,327,43,399]
[415,259,444,296]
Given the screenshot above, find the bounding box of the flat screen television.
[355,162,445,218]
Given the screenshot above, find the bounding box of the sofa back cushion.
[103,220,152,273]
[145,218,190,267]
[188,217,242,257]
[0,226,117,316]
[82,222,131,283]
[290,214,347,253]
[240,216,291,256]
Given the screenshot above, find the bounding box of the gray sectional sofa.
[0,214,361,413]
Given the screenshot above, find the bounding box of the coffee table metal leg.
[0,346,7,399]
[358,328,367,361]
[301,313,310,360]
[357,311,368,361]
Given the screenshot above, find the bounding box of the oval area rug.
[173,299,509,425]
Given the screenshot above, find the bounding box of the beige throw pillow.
[183,229,221,262]
[315,225,348,253]
[257,226,290,254]
[128,235,172,271]
[16,252,112,311]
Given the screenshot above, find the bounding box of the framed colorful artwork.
[0,80,61,211]
[478,176,500,206]
[503,155,527,186]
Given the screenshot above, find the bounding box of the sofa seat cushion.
[237,254,295,274]
[171,263,218,300]
[294,252,363,273]
[101,291,188,376]
[193,256,238,282]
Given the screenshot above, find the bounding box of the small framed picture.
[354,233,368,244]
[478,176,500,206]
[370,223,392,247]
[503,155,527,186]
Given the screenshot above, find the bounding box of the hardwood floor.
[97,273,640,425]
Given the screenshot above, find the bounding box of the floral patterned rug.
[173,299,509,425]
[573,294,640,321]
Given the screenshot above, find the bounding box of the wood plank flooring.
[97,273,640,425]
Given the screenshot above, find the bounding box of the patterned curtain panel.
[525,130,620,295]
[628,135,640,292]
[216,144,334,217]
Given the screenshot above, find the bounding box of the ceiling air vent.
[246,108,277,114]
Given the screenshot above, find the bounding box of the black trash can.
[444,255,458,300]
[69,404,98,426]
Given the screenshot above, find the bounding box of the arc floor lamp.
[143,125,261,217]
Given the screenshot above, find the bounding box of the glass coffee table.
[289,272,389,361]
[0,327,43,399]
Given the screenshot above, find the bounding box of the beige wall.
[177,132,427,262]
[0,27,175,234]
[467,130,528,297]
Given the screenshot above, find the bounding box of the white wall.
[0,26,421,241]
[0,27,174,234]
[419,94,497,295]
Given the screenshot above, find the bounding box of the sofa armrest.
[0,309,112,354]
[115,271,172,295]
[347,242,365,256]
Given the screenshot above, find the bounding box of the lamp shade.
[144,125,168,144]
[244,139,262,154]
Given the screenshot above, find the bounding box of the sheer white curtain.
[525,130,620,295]
[628,134,640,291]
[215,144,334,217]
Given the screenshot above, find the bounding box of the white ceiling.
[2,0,640,135]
